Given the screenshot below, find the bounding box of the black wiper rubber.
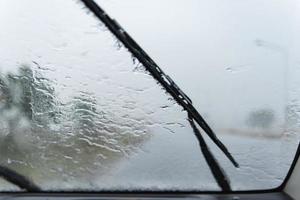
[0,165,41,192]
[80,0,239,168]
[188,114,231,191]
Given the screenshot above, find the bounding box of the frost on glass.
[0,0,217,191]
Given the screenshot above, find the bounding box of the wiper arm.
[0,165,40,192]
[188,114,231,191]
[80,0,239,168]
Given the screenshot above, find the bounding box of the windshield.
[0,0,299,192]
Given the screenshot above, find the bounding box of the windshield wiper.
[0,165,40,192]
[80,0,239,191]
[80,0,239,167]
[188,113,231,191]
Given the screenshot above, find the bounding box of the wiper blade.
[188,114,231,191]
[80,0,239,168]
[0,165,40,192]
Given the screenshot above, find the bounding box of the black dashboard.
[0,192,293,200]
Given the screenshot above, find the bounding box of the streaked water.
[0,0,299,191]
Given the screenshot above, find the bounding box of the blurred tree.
[246,108,275,129]
[0,65,149,181]
[0,65,59,133]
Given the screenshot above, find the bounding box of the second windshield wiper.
[0,165,40,192]
[188,114,231,191]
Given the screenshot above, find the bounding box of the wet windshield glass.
[94,0,300,190]
[0,0,299,192]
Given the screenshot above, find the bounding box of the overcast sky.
[95,0,300,129]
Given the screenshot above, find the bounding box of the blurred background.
[0,0,299,192]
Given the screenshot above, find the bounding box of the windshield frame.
[0,0,299,193]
